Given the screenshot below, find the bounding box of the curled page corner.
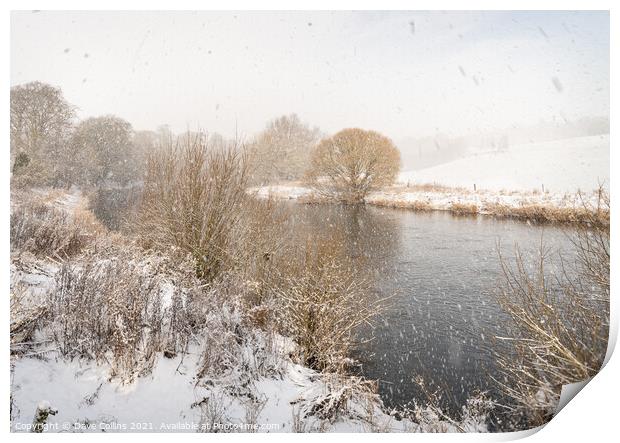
[554,379,591,416]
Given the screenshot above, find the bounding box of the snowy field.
[398,135,609,194]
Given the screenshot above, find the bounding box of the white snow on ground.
[398,134,609,194]
[10,250,397,433]
[364,185,602,216]
[11,351,343,433]
[11,349,491,433]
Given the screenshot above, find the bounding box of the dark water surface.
[285,203,575,417]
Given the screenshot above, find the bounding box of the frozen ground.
[398,134,609,194]
[11,349,387,433]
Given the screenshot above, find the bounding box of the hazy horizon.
[11,10,609,149]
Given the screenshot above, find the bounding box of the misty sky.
[11,10,609,141]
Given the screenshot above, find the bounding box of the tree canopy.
[306,128,401,202]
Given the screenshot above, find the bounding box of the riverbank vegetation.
[493,189,610,427]
[10,181,491,433]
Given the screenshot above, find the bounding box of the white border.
[2,2,616,442]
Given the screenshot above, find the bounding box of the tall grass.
[10,202,92,258]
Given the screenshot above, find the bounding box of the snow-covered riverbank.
[10,248,494,433]
[250,182,606,224]
[250,134,609,223]
[10,189,494,433]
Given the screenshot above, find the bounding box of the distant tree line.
[10,82,154,188]
[11,81,402,202]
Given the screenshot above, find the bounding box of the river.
[284,203,576,418]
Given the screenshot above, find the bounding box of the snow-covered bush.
[494,189,609,428]
[50,257,163,380]
[270,235,389,372]
[300,374,378,423]
[195,289,287,382]
[48,239,203,382]
[10,202,91,258]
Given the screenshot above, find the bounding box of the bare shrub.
[493,190,609,428]
[570,188,610,291]
[270,235,389,372]
[194,287,286,382]
[406,376,495,432]
[10,202,92,258]
[242,394,268,432]
[196,302,247,380]
[136,134,249,281]
[227,197,292,309]
[193,393,231,433]
[296,372,397,432]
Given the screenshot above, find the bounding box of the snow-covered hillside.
[398,135,609,193]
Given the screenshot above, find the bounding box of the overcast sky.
[11,10,609,140]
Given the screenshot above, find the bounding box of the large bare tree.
[249,114,320,184]
[306,128,401,202]
[10,82,76,182]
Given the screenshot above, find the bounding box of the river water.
[284,203,576,417]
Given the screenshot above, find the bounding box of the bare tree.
[68,116,137,186]
[249,114,320,184]
[306,128,401,202]
[10,81,76,183]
